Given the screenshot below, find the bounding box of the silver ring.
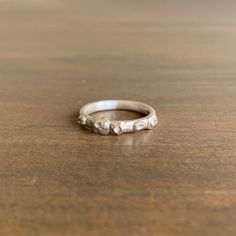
[78,100,158,135]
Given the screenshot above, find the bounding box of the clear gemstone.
[134,120,146,131]
[100,117,110,130]
[147,116,157,129]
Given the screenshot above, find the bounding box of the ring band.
[78,100,158,135]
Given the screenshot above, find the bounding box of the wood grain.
[0,1,236,235]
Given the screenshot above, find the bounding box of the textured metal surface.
[78,100,157,135]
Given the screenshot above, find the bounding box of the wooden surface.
[0,1,236,235]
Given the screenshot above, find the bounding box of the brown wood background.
[0,1,236,235]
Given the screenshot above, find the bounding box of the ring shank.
[79,100,157,135]
[80,100,152,117]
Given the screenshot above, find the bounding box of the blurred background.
[1,1,236,236]
[1,0,236,107]
[1,0,236,65]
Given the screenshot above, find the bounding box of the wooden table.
[0,1,236,235]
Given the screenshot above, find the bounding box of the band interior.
[82,101,150,115]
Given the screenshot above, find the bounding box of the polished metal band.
[78,100,158,135]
